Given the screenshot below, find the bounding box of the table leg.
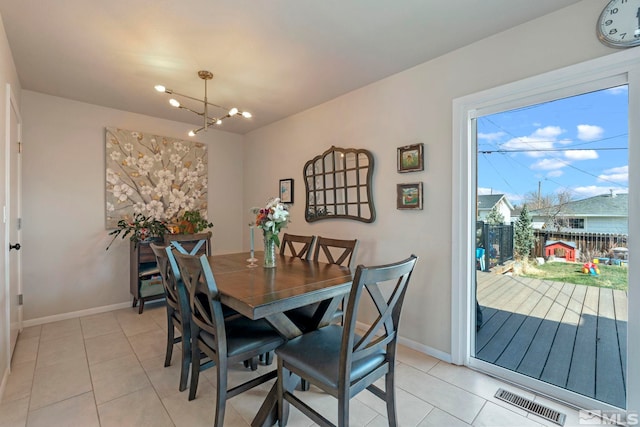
[251,368,299,427]
[251,297,345,426]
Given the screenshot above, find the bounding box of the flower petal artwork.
[105,127,209,228]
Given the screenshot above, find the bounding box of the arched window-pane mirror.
[304,146,376,223]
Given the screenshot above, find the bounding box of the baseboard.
[22,301,132,328]
[355,320,452,364]
[397,335,453,364]
[0,364,9,403]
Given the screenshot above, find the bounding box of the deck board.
[596,289,625,408]
[495,281,560,370]
[566,285,598,398]
[476,272,627,408]
[539,284,583,388]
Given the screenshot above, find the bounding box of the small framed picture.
[279,178,294,204]
[397,143,424,173]
[397,182,423,210]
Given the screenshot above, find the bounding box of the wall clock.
[597,0,640,48]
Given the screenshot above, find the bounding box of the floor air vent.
[494,388,566,426]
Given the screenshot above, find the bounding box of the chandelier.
[154,70,252,137]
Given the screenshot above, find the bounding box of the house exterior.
[477,194,513,224]
[529,193,628,234]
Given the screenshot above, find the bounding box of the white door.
[7,84,22,357]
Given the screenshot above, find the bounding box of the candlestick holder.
[247,224,258,267]
[246,251,258,268]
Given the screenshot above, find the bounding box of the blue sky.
[477,85,628,206]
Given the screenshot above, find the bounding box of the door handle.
[9,243,20,251]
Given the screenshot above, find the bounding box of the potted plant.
[106,213,169,250]
[176,210,214,234]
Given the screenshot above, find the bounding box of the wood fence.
[533,230,628,262]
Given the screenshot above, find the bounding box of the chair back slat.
[341,255,417,373]
[150,243,180,310]
[165,232,212,256]
[280,233,316,260]
[313,236,359,270]
[174,252,226,355]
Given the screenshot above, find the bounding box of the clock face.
[597,0,640,48]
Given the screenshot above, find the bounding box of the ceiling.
[0,0,581,135]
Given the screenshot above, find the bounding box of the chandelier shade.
[155,70,251,136]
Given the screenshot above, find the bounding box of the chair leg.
[299,379,310,391]
[188,338,201,401]
[277,359,291,427]
[164,317,174,368]
[138,298,144,314]
[385,373,398,427]
[214,359,228,427]
[338,394,349,427]
[179,327,191,392]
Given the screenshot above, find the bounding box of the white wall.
[20,91,244,321]
[0,13,22,399]
[242,0,613,356]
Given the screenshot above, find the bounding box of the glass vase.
[263,235,277,268]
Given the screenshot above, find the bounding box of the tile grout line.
[124,311,178,427]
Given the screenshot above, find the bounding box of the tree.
[523,189,574,231]
[514,204,535,260]
[486,205,505,225]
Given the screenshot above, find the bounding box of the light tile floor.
[0,303,586,427]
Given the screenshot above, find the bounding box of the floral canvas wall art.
[105,127,208,228]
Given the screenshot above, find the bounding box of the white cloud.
[478,132,505,142]
[533,126,564,139]
[547,170,563,178]
[606,85,628,95]
[604,165,628,174]
[501,136,554,157]
[477,187,494,195]
[531,158,567,170]
[500,126,564,158]
[564,149,598,160]
[572,185,627,198]
[598,165,628,183]
[505,192,524,204]
[576,124,604,141]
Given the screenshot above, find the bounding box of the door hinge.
[17,141,22,153]
[17,217,21,230]
[18,294,23,305]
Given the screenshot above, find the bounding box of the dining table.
[206,251,353,427]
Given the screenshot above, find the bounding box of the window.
[565,218,585,229]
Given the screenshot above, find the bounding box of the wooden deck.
[476,271,627,408]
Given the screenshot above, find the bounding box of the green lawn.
[520,261,628,291]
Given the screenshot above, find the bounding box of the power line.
[479,147,627,154]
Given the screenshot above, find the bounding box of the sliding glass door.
[474,86,628,409]
[452,50,640,413]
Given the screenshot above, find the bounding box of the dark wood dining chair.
[313,236,359,271]
[173,251,286,426]
[279,233,316,260]
[287,236,359,331]
[164,231,212,256]
[275,254,418,427]
[150,243,192,392]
